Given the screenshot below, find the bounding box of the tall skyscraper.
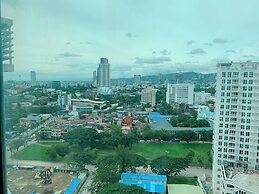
[166,83,194,105]
[97,58,110,87]
[212,62,259,194]
[134,75,141,84]
[30,71,36,85]
[93,70,97,86]
[1,17,14,72]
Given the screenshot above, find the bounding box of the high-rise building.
[141,87,158,107]
[212,62,259,194]
[30,71,36,85]
[97,58,110,87]
[1,17,14,72]
[93,70,97,86]
[134,75,141,85]
[166,83,194,105]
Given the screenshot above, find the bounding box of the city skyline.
[2,0,259,81]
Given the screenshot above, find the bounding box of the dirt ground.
[7,168,76,194]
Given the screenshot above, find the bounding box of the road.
[78,165,96,194]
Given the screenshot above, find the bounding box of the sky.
[2,0,259,81]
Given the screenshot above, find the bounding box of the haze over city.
[3,0,259,81]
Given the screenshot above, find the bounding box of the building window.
[233,72,239,77]
[232,79,238,84]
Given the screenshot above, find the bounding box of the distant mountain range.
[112,72,216,85]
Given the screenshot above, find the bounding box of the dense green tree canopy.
[150,153,194,177]
[64,128,100,148]
[175,130,198,143]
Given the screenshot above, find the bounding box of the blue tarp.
[64,178,81,194]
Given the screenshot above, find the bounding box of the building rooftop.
[232,173,259,193]
[168,184,204,194]
[120,173,167,193]
[121,173,167,182]
[64,178,81,194]
[119,179,165,193]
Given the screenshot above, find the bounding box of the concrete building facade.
[1,17,14,72]
[212,62,259,194]
[166,83,194,105]
[97,58,110,87]
[93,70,97,86]
[141,87,157,107]
[134,75,141,84]
[30,71,36,85]
[194,91,212,105]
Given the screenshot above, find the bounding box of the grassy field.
[15,142,212,167]
[132,143,212,167]
[14,142,64,161]
[98,143,212,167]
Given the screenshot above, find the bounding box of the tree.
[170,117,178,127]
[155,129,172,141]
[175,130,197,143]
[67,147,97,169]
[64,128,100,148]
[116,146,147,173]
[46,148,57,160]
[54,144,69,157]
[156,88,166,104]
[99,183,148,194]
[33,99,48,106]
[199,130,213,142]
[91,156,121,193]
[197,119,210,127]
[150,155,189,177]
[91,146,147,193]
[9,138,25,154]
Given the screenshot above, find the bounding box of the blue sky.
[2,0,259,81]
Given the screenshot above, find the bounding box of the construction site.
[7,166,86,194]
